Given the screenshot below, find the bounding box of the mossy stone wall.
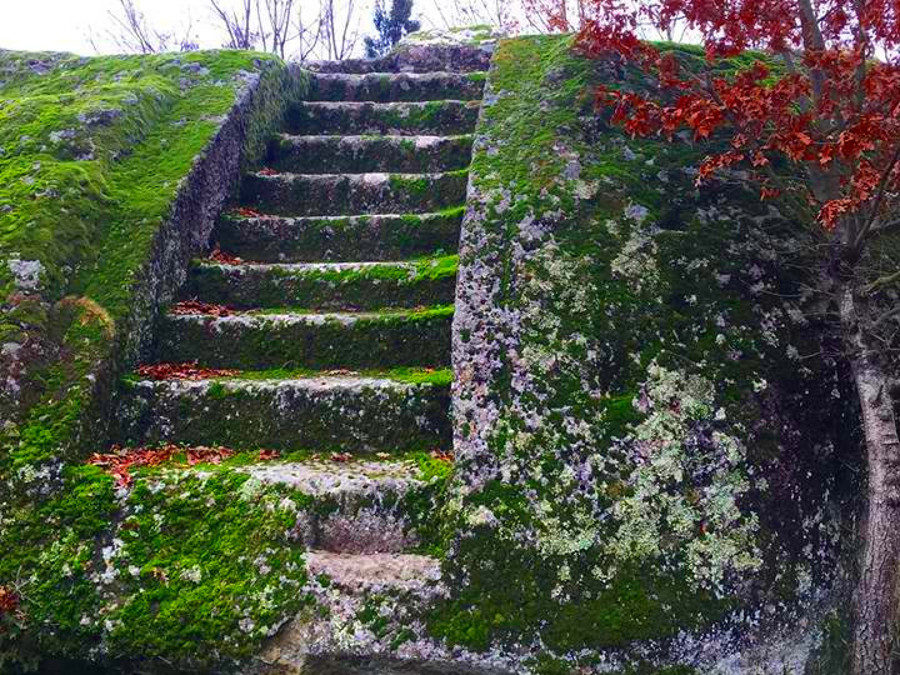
[441,34,857,672]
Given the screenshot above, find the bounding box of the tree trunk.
[847,287,900,674]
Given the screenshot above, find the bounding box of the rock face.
[441,35,857,672]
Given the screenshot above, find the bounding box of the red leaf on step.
[170,300,233,317]
[232,207,264,218]
[257,167,279,176]
[136,362,240,380]
[430,449,454,463]
[209,244,243,265]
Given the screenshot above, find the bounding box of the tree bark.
[847,286,900,674]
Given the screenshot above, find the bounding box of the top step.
[307,43,493,74]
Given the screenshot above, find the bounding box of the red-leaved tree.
[575,1,900,671]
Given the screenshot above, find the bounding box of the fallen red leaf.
[430,449,454,463]
[257,167,279,176]
[258,449,280,461]
[330,452,353,463]
[232,207,264,218]
[209,244,243,265]
[170,300,233,317]
[136,362,240,381]
[0,586,20,614]
[88,443,236,487]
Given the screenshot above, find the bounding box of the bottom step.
[117,374,451,453]
[253,552,512,675]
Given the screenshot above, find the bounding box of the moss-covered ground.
[0,48,312,669]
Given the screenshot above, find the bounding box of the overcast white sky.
[0,0,441,57]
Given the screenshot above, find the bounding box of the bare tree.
[255,0,295,58]
[426,0,517,34]
[98,0,198,53]
[320,0,361,61]
[294,0,324,62]
[210,0,256,49]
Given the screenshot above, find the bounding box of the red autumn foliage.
[0,587,20,615]
[170,300,233,316]
[257,167,279,176]
[430,449,454,463]
[575,0,900,230]
[330,452,353,462]
[258,449,280,461]
[88,444,236,487]
[209,244,243,265]
[136,361,240,380]
[232,206,264,218]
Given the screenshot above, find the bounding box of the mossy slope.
[0,48,311,669]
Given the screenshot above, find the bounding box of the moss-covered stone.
[307,71,485,102]
[185,256,458,309]
[267,133,475,174]
[156,305,453,370]
[441,34,857,670]
[117,371,452,453]
[284,100,480,136]
[241,169,468,216]
[215,208,463,263]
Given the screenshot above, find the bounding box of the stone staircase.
[114,46,489,669]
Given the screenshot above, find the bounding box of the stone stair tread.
[307,71,485,102]
[243,458,423,496]
[296,100,479,110]
[240,170,468,217]
[215,210,463,263]
[305,550,441,592]
[225,208,463,222]
[285,100,480,136]
[248,169,462,180]
[276,132,473,143]
[268,134,475,174]
[167,306,454,321]
[131,368,450,386]
[183,256,457,311]
[194,259,417,273]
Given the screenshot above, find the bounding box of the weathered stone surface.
[215,211,462,263]
[308,72,485,102]
[284,100,480,135]
[241,171,468,216]
[156,308,453,369]
[307,42,494,74]
[247,460,428,554]
[268,134,474,174]
[442,35,854,672]
[185,259,457,309]
[117,375,452,452]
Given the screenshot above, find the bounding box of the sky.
[0,0,412,57]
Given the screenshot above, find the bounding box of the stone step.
[284,100,480,136]
[117,371,451,453]
[305,550,441,593]
[268,134,474,174]
[306,43,493,74]
[185,257,457,310]
[240,171,468,217]
[156,306,453,370]
[254,551,450,673]
[215,209,463,263]
[308,71,485,102]
[245,459,437,554]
